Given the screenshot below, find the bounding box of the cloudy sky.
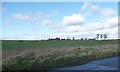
[1,2,118,40]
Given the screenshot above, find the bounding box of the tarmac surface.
[55,56,119,70]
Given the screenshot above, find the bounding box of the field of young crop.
[2,40,119,71]
[2,40,118,50]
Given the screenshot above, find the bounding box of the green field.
[2,40,119,70]
[2,40,118,50]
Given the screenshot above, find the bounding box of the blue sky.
[1,2,118,40]
[2,0,119,2]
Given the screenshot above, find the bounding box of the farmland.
[2,40,119,70]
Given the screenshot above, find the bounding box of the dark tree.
[103,34,108,40]
[72,37,75,40]
[80,38,84,41]
[96,34,100,40]
[61,39,66,40]
[55,37,60,40]
[100,34,103,40]
[67,37,71,40]
[85,37,87,40]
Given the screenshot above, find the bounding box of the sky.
[1,2,119,40]
[2,0,119,2]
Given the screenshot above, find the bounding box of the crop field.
[2,40,119,70]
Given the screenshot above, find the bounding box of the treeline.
[44,37,95,41]
[41,34,108,41]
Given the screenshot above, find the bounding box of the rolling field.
[2,40,119,70]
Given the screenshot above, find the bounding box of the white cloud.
[57,26,118,39]
[59,16,118,39]
[90,5,99,12]
[66,26,81,32]
[82,5,100,17]
[80,2,91,11]
[65,22,103,33]
[62,13,85,26]
[82,5,117,18]
[12,13,31,21]
[105,17,118,28]
[7,4,118,40]
[50,6,118,39]
[85,22,103,30]
[42,19,54,26]
[87,17,118,31]
[67,16,117,31]
[101,8,116,17]
[83,5,100,16]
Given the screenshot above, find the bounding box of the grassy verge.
[2,40,119,70]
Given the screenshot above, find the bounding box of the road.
[55,56,119,70]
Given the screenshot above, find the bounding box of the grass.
[2,40,118,50]
[2,40,119,70]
